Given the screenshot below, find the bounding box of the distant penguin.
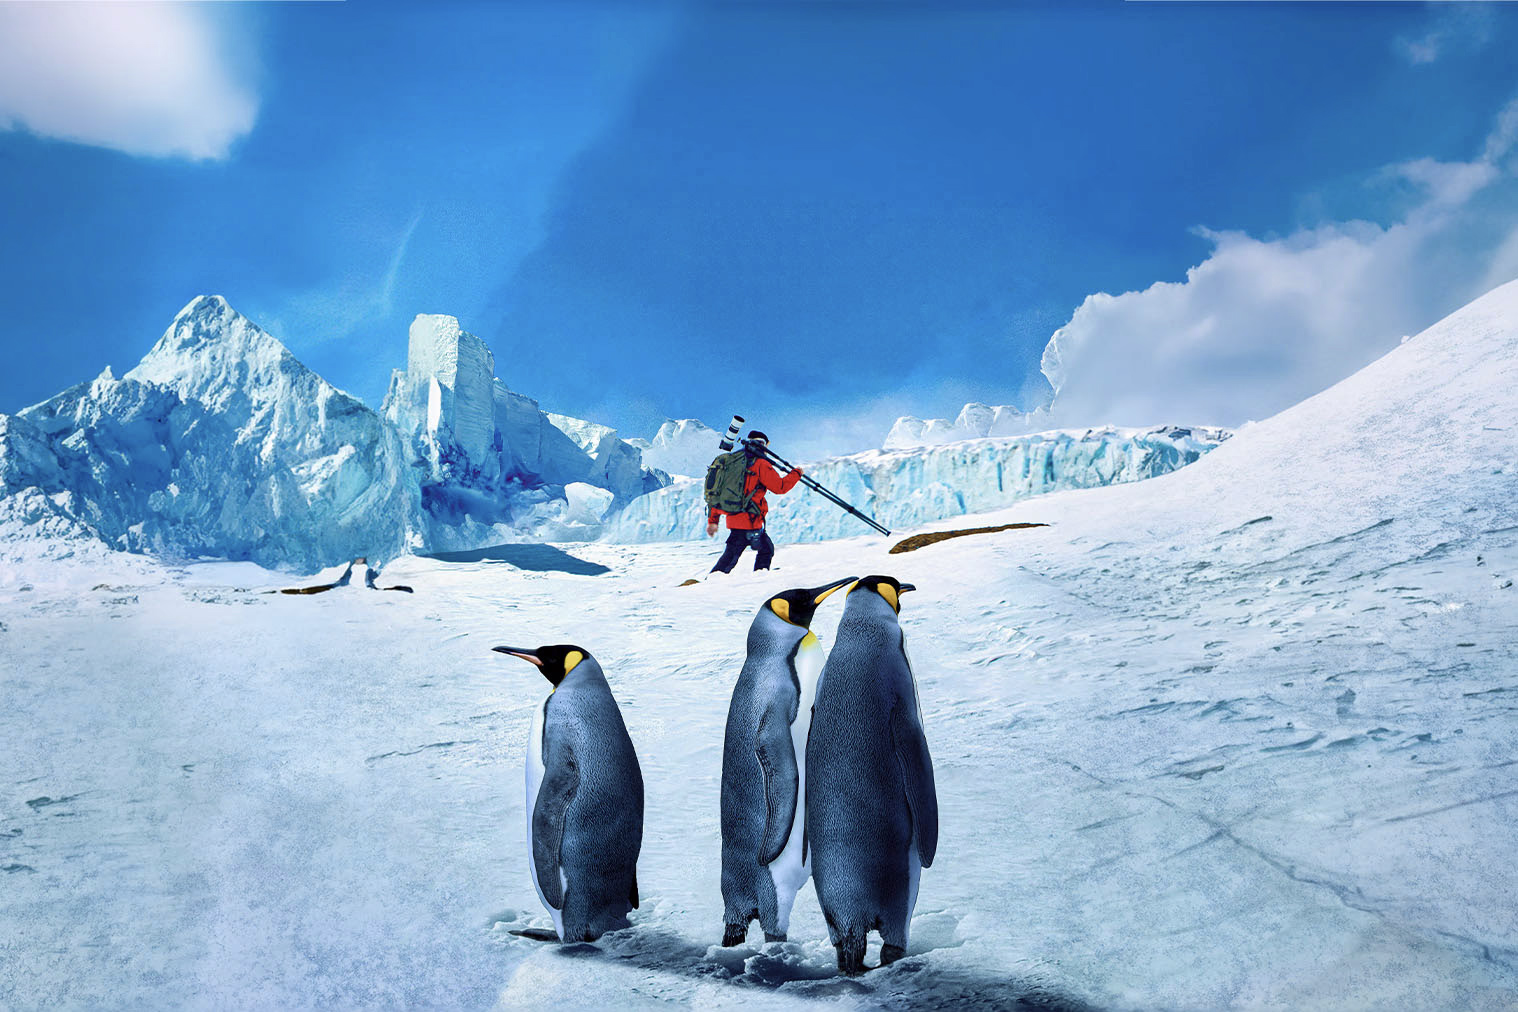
[720,576,856,946]
[493,644,644,943]
[806,576,938,974]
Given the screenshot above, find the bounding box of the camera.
[718,415,745,452]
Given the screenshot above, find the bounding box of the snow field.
[3,490,1515,1009]
[3,280,1518,1008]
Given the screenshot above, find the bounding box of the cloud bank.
[1040,99,1518,429]
[0,4,257,160]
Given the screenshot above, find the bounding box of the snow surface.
[606,425,1230,545]
[4,281,1517,1009]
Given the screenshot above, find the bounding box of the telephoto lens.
[718,415,745,451]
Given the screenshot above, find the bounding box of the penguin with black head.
[719,576,857,946]
[493,644,644,943]
[806,575,938,974]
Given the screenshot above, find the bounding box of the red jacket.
[710,456,800,531]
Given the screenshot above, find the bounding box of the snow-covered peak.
[135,294,277,365]
[634,418,720,478]
[125,294,353,424]
[884,402,1046,449]
[545,412,618,454]
[955,401,996,434]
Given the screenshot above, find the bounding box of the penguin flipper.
[890,701,939,867]
[755,708,799,866]
[532,736,580,909]
[629,871,639,909]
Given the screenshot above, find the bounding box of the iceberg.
[1,297,667,570]
[388,314,499,477]
[603,424,1230,544]
[542,412,661,502]
[11,300,424,568]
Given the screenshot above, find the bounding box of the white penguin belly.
[766,633,825,933]
[525,697,564,939]
[905,845,922,949]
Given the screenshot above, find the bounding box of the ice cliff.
[603,424,1230,544]
[0,297,666,569]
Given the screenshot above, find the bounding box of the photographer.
[705,431,802,573]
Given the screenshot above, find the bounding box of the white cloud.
[0,3,258,160]
[1038,99,1518,429]
[1395,6,1493,66]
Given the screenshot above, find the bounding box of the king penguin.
[493,644,644,943]
[806,576,938,974]
[720,576,856,946]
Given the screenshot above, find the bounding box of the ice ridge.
[604,424,1230,544]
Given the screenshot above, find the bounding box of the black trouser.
[711,528,775,573]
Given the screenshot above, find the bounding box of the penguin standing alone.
[493,644,644,943]
[719,576,856,946]
[806,576,938,974]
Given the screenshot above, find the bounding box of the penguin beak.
[898,583,917,593]
[492,646,543,667]
[811,576,858,605]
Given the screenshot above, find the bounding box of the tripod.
[749,441,891,537]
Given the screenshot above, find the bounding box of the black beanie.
[746,430,769,443]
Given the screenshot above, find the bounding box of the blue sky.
[3,1,1518,457]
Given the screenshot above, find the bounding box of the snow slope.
[606,425,1229,544]
[2,281,1517,1009]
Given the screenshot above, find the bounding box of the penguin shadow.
[525,924,1095,1010]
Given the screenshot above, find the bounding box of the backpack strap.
[740,452,763,521]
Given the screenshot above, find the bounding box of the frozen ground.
[3,281,1518,1009]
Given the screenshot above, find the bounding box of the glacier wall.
[603,425,1230,544]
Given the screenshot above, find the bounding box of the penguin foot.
[763,932,787,943]
[722,923,748,947]
[835,938,867,976]
[880,944,906,966]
